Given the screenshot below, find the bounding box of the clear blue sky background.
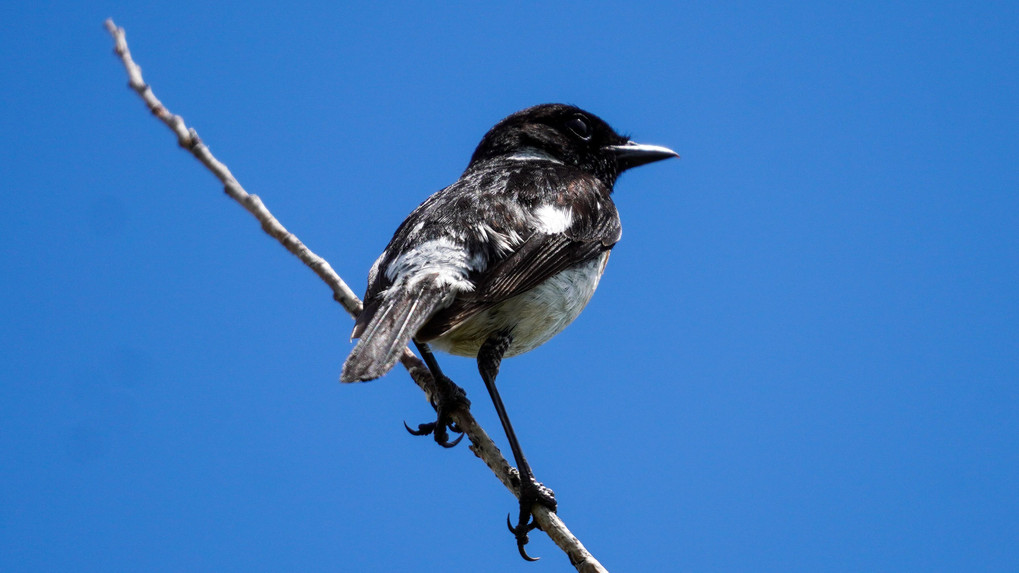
[2,2,1016,571]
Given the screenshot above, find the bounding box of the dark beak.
[606,141,679,171]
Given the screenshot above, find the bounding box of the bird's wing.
[474,230,613,302]
[416,200,620,341]
[341,278,451,382]
[344,200,479,381]
[347,187,457,343]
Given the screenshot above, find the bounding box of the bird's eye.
[566,115,591,140]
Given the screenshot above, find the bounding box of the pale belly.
[429,251,610,358]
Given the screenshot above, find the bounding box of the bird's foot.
[506,472,557,561]
[404,375,470,448]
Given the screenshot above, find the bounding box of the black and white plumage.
[340,103,677,559]
[342,104,675,382]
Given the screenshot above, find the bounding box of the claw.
[507,513,541,561]
[403,370,470,447]
[518,542,540,562]
[505,513,538,535]
[404,421,433,436]
[403,420,464,448]
[440,432,464,448]
[504,479,557,561]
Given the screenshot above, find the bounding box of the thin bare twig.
[103,18,607,572]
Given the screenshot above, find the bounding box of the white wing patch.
[473,222,523,256]
[533,204,573,234]
[384,237,481,292]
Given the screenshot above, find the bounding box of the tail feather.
[341,283,447,382]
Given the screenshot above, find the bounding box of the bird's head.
[469,103,678,184]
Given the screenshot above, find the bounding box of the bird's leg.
[404,341,470,448]
[478,332,557,562]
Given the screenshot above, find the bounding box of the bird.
[341,103,677,560]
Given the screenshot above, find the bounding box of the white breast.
[429,251,611,358]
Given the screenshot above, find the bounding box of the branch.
[104,19,607,572]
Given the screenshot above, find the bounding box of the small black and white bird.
[341,103,677,559]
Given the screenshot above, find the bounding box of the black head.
[468,103,678,185]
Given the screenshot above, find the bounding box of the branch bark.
[104,19,607,572]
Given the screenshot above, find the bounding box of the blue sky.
[2,2,1017,571]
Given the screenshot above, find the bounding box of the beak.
[606,141,679,171]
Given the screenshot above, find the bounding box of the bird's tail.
[341,282,448,383]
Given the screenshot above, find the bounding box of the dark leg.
[404,341,470,448]
[477,333,557,561]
